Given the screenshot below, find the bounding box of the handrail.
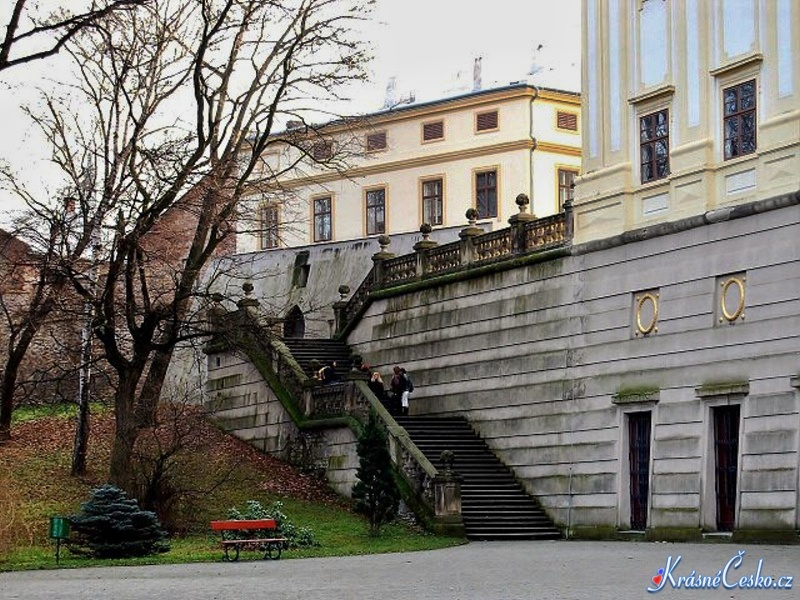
[207,316,456,533]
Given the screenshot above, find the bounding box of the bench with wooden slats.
[210,519,287,561]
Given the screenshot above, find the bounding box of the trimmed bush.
[69,484,170,558]
[226,500,319,548]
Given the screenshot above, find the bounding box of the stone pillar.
[459,208,484,266]
[206,292,226,331]
[333,285,350,336]
[432,450,465,536]
[413,223,438,277]
[563,197,575,241]
[508,193,535,253]
[236,282,259,321]
[371,234,394,287]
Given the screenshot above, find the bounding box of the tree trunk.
[0,334,36,442]
[136,349,172,428]
[108,369,142,496]
[0,362,19,442]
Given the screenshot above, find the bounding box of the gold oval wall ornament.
[636,292,659,335]
[721,277,745,322]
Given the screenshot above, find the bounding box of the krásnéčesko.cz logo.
[648,550,793,592]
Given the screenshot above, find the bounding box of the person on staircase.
[390,366,413,416]
[319,360,339,384]
[368,371,390,411]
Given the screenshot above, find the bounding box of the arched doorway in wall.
[283,305,305,338]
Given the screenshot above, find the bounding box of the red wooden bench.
[210,519,287,561]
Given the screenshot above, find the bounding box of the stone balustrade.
[334,195,573,337]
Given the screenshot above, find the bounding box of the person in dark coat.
[319,360,338,384]
[368,371,389,410]
[390,365,409,415]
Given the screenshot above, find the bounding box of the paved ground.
[2,540,799,600]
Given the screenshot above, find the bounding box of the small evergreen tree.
[69,484,170,558]
[352,413,400,536]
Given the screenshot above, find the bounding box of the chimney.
[383,76,397,109]
[473,57,482,91]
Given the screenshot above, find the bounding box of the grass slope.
[0,406,463,571]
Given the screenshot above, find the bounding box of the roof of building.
[275,82,580,137]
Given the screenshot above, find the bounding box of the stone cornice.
[573,190,800,256]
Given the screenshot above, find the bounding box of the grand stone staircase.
[394,415,562,541]
[278,336,561,541]
[282,337,353,379]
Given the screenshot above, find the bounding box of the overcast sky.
[363,0,581,110]
[0,0,581,218]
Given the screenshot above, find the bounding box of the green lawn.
[0,406,465,572]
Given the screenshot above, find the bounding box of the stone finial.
[508,192,535,226]
[372,233,395,264]
[237,281,259,318]
[414,222,438,253]
[338,284,350,301]
[460,208,483,239]
[440,449,455,475]
[516,193,530,214]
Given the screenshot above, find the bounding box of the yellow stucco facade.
[575,0,800,244]
[237,84,581,253]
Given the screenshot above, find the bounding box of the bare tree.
[0,1,148,74]
[16,0,372,493]
[0,198,89,442]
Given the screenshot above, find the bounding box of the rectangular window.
[475,170,497,219]
[366,131,387,152]
[313,196,332,242]
[640,109,670,183]
[557,169,578,211]
[422,120,444,141]
[365,188,386,236]
[476,110,499,132]
[557,111,578,131]
[259,204,279,250]
[422,178,443,226]
[312,141,332,161]
[723,80,757,160]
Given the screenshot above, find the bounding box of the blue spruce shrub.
[70,484,170,558]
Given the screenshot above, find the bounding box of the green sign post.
[48,516,70,564]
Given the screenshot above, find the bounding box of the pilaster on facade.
[575,0,800,245]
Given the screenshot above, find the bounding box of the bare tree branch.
[0,0,148,73]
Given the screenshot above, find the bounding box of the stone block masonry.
[347,198,800,539]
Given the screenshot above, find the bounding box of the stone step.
[395,414,561,541]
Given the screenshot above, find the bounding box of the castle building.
[200,1,799,541]
[575,0,799,243]
[235,83,581,253]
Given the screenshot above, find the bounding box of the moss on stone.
[732,529,800,544]
[645,527,703,542]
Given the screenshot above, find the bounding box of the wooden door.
[713,405,740,532]
[628,412,652,530]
